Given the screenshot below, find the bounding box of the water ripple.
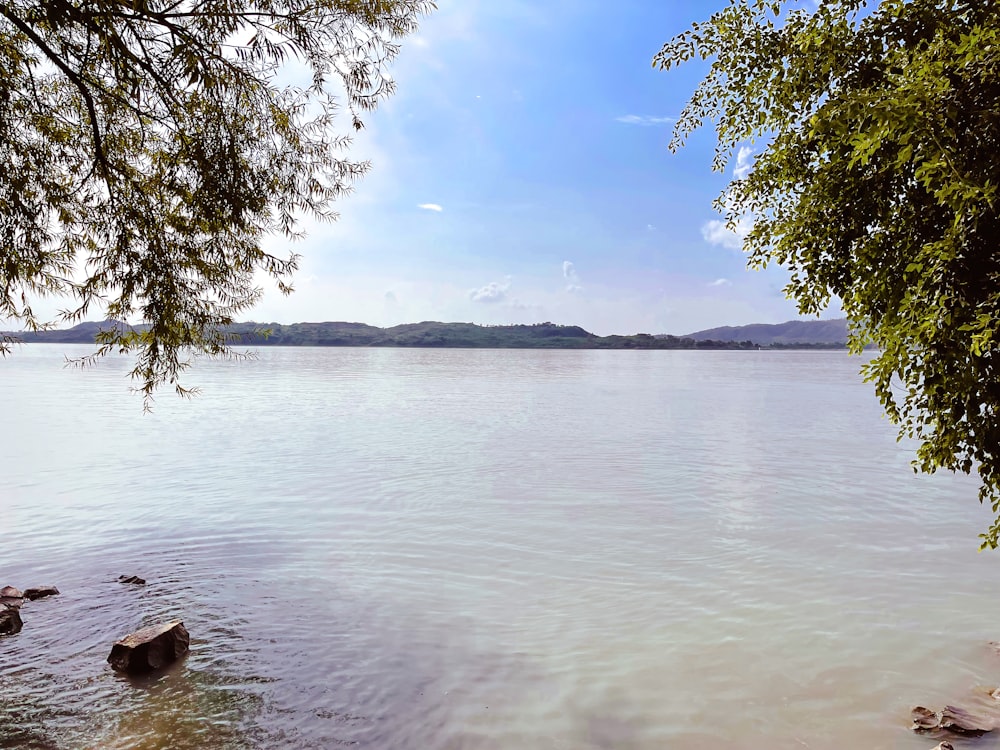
[2,348,998,749]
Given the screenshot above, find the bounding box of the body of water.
[3,346,1000,749]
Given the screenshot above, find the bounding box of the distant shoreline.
[3,319,851,350]
[10,340,850,351]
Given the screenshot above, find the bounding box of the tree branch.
[0,5,111,179]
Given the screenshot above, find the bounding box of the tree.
[655,0,1000,545]
[0,0,432,400]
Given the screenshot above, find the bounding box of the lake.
[3,345,1000,749]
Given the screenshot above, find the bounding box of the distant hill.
[5,320,769,350]
[682,318,849,346]
[4,318,853,350]
[5,320,132,344]
[225,320,613,348]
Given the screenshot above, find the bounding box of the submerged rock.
[118,575,146,585]
[0,586,24,610]
[107,620,189,674]
[0,607,23,636]
[22,586,59,601]
[912,704,996,735]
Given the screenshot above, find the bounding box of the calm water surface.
[3,346,1000,749]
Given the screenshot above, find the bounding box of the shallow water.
[3,346,1000,749]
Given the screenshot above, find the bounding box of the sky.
[21,0,842,337]
[255,0,843,336]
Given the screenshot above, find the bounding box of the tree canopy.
[0,0,432,400]
[656,0,1000,545]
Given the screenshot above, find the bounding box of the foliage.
[655,0,1000,545]
[0,0,432,402]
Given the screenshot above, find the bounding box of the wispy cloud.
[418,203,443,212]
[708,278,732,287]
[702,190,755,251]
[563,260,583,293]
[615,114,675,126]
[733,146,754,179]
[469,276,511,303]
[701,215,754,251]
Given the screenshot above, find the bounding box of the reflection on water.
[3,346,1000,749]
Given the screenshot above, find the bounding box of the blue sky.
[256,0,839,335]
[57,0,839,336]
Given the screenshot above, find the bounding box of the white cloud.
[469,276,511,303]
[562,260,583,293]
[614,114,675,126]
[733,146,754,179]
[701,213,754,251]
[418,203,443,212]
[708,278,732,287]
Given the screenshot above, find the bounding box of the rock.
[0,607,23,636]
[912,706,939,730]
[930,743,954,750]
[22,586,59,601]
[107,620,189,674]
[912,704,996,735]
[118,575,146,585]
[1,586,25,610]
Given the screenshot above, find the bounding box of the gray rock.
[0,607,22,636]
[118,575,146,585]
[1,586,24,610]
[930,742,954,750]
[912,704,996,735]
[912,706,939,730]
[22,586,59,601]
[107,620,189,674]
